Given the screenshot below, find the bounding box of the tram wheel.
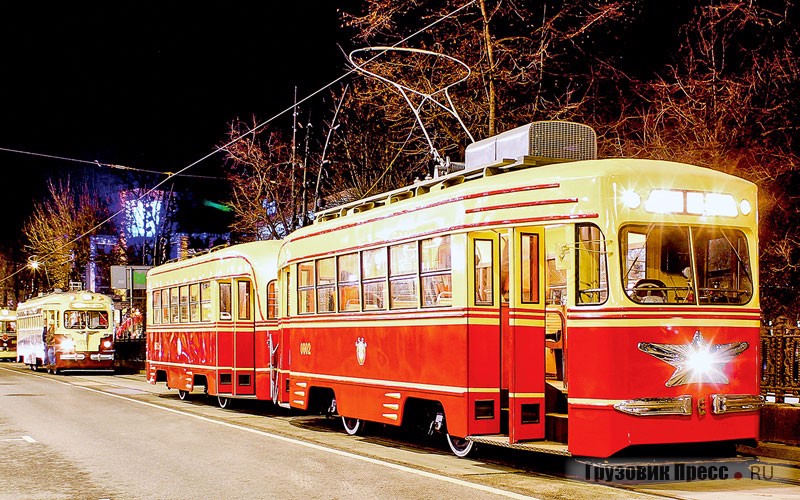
[217,396,231,409]
[178,390,189,400]
[342,416,366,436]
[446,434,474,458]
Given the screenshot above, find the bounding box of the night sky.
[0,3,349,245]
[0,2,693,248]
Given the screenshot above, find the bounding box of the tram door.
[469,228,546,442]
[232,279,255,396]
[505,227,547,442]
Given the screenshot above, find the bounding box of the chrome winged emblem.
[638,331,748,387]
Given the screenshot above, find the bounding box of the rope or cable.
[2,1,478,287]
[0,147,223,180]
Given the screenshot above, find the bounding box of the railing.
[761,317,800,402]
[114,337,146,373]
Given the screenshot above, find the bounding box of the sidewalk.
[739,441,800,463]
[738,403,800,464]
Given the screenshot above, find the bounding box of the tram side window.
[389,242,419,309]
[421,235,452,307]
[285,269,292,317]
[153,289,162,324]
[161,290,170,324]
[474,239,494,305]
[179,285,190,323]
[200,281,212,321]
[298,261,315,314]
[238,281,251,320]
[576,224,608,305]
[267,280,278,319]
[362,248,387,310]
[520,233,540,304]
[170,287,180,322]
[317,258,336,313]
[189,283,200,322]
[219,282,232,320]
[338,253,360,311]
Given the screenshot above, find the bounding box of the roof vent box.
[464,121,597,169]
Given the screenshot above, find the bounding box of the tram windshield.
[620,224,753,305]
[64,310,110,329]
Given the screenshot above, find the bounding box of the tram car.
[147,121,762,459]
[277,121,762,458]
[0,309,17,361]
[16,290,115,373]
[145,241,285,408]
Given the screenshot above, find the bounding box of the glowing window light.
[644,189,738,217]
[703,193,737,216]
[686,192,704,214]
[644,189,684,213]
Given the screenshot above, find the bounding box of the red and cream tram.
[146,121,762,458]
[0,309,17,361]
[277,121,762,458]
[17,290,115,373]
[145,241,285,408]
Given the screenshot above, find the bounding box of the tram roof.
[146,239,282,285]
[311,155,755,225]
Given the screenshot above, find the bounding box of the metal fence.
[114,337,145,373]
[761,317,800,402]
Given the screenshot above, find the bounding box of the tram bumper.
[613,395,693,416]
[613,394,764,416]
[59,353,85,360]
[710,394,765,414]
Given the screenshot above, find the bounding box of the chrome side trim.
[613,395,692,416]
[711,394,765,414]
[60,354,86,360]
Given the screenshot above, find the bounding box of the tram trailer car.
[277,121,763,458]
[145,241,285,408]
[16,290,115,373]
[0,309,17,361]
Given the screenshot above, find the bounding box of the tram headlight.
[102,340,112,349]
[59,339,75,352]
[620,189,641,209]
[740,199,752,215]
[686,347,715,376]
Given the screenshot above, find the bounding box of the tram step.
[545,412,568,443]
[545,381,568,414]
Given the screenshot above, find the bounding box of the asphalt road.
[0,364,797,500]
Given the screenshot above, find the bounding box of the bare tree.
[599,1,800,317]
[341,0,635,172]
[23,178,113,292]
[221,117,303,241]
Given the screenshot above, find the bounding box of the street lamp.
[27,256,51,296]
